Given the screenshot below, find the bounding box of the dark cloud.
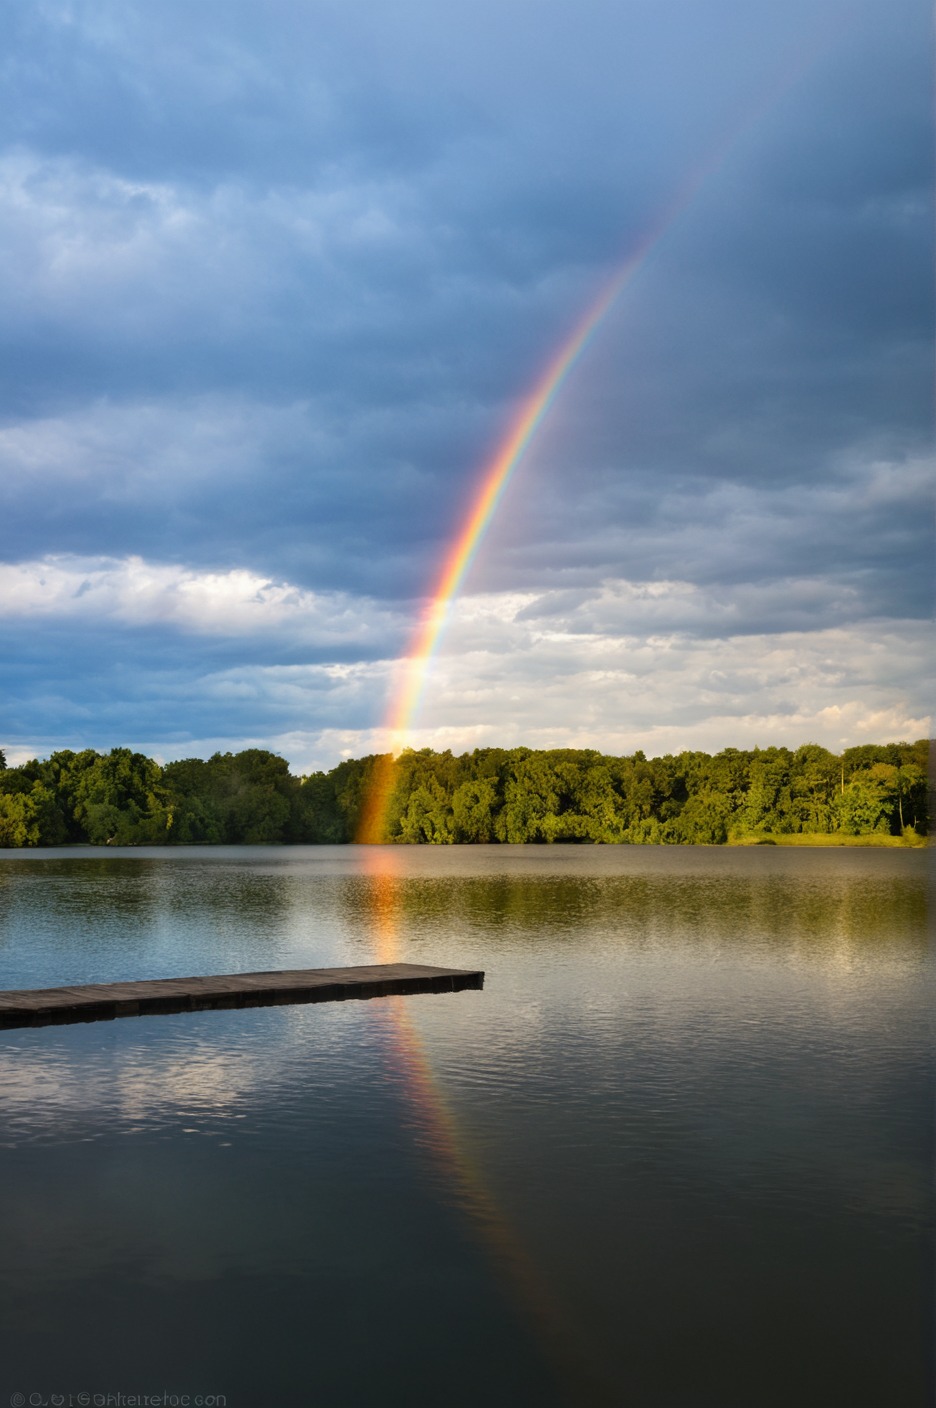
[0,0,930,760]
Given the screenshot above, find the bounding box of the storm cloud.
[1,0,931,767]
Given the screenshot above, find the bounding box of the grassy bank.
[729,831,926,848]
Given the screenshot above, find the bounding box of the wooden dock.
[0,963,485,1030]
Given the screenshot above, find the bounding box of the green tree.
[397,777,454,843]
[789,744,839,833]
[670,789,734,844]
[0,784,62,846]
[0,737,926,847]
[739,749,794,834]
[890,762,927,834]
[296,770,346,842]
[835,768,893,835]
[168,751,297,844]
[70,748,172,844]
[498,755,562,842]
[452,778,499,842]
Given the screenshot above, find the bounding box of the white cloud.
[1,561,930,772]
[0,553,401,642]
[75,582,927,772]
[397,610,931,760]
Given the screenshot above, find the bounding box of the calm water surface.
[0,845,931,1407]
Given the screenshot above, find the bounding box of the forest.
[0,739,928,847]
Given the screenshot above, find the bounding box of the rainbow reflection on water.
[360,846,613,1404]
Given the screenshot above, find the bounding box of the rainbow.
[354,25,837,844]
[354,190,698,843]
[350,26,847,1398]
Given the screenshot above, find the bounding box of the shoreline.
[0,833,927,852]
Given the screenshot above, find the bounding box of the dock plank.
[0,963,484,1029]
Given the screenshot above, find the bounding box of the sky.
[1,0,932,773]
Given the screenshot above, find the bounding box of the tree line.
[0,739,928,846]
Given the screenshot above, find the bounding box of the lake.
[0,845,930,1407]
